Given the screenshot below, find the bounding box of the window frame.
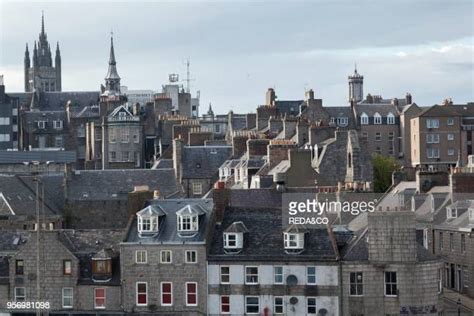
[245,266,259,285]
[15,259,24,275]
[192,182,203,195]
[185,282,198,307]
[220,266,230,284]
[160,250,172,264]
[384,271,398,297]
[220,295,230,314]
[185,250,197,264]
[274,296,284,314]
[14,287,26,302]
[135,250,147,264]
[245,296,260,314]
[62,287,74,309]
[349,271,364,296]
[178,214,198,232]
[307,297,317,315]
[94,288,106,309]
[274,266,283,284]
[373,112,382,125]
[161,282,173,306]
[284,232,303,249]
[63,259,72,275]
[307,266,317,285]
[136,282,148,306]
[223,232,241,249]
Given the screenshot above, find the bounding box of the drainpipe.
[338,261,343,316]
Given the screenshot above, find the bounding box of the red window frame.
[94,288,106,309]
[136,282,147,306]
[221,295,230,313]
[186,282,197,306]
[161,282,173,306]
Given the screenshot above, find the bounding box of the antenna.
[183,58,195,93]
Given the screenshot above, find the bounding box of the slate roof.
[0,231,30,253]
[0,150,76,164]
[124,198,213,244]
[67,169,182,200]
[354,103,399,116]
[182,146,232,179]
[73,105,100,118]
[151,159,173,169]
[208,207,339,262]
[275,100,303,116]
[9,91,100,110]
[415,103,474,118]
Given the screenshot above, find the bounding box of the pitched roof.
[415,103,474,118]
[0,150,76,164]
[182,146,232,179]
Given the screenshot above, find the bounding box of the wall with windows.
[75,285,122,311]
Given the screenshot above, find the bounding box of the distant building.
[0,76,19,150]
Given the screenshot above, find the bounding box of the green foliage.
[373,154,400,193]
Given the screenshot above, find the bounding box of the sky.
[0,0,473,113]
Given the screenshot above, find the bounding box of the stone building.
[20,110,68,150]
[0,76,20,150]
[24,13,61,92]
[121,198,213,314]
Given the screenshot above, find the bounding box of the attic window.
[284,232,304,249]
[374,112,382,124]
[469,208,474,222]
[224,232,243,249]
[137,214,159,236]
[178,214,198,232]
[447,207,457,219]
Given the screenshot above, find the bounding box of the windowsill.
[384,295,398,298]
[245,282,259,285]
[136,304,147,307]
[349,294,364,297]
[94,307,106,310]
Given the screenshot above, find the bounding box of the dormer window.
[374,112,382,124]
[138,216,158,234]
[360,113,368,125]
[37,121,46,129]
[447,207,457,219]
[387,112,395,125]
[178,214,198,232]
[469,207,474,222]
[136,205,164,238]
[53,120,63,129]
[284,232,304,249]
[92,248,114,282]
[224,233,242,249]
[337,117,348,127]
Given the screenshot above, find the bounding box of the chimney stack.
[213,181,229,225]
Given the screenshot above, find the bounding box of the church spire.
[109,34,116,66]
[41,11,45,35]
[104,32,121,94]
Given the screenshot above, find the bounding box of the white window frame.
[136,282,148,306]
[137,215,158,234]
[307,266,316,285]
[185,250,197,264]
[135,250,147,264]
[274,266,283,284]
[37,121,46,129]
[387,113,395,125]
[427,147,440,159]
[185,282,198,307]
[307,297,317,315]
[448,133,454,141]
[160,250,172,264]
[245,266,259,285]
[220,295,230,314]
[274,296,284,315]
[360,113,368,125]
[349,272,364,296]
[375,132,382,141]
[160,282,173,306]
[374,112,382,124]
[427,119,440,128]
[62,287,74,308]
[94,288,106,309]
[178,214,198,232]
[426,134,440,144]
[245,296,260,314]
[384,271,398,297]
[220,266,230,284]
[223,232,242,249]
[284,232,304,249]
[448,148,455,156]
[14,287,26,302]
[447,117,454,125]
[53,120,63,129]
[192,182,203,195]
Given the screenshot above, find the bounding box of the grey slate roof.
[0,150,76,164]
[208,207,339,262]
[9,91,100,110]
[67,169,182,200]
[0,231,30,253]
[275,100,303,116]
[151,159,173,169]
[124,198,213,244]
[182,146,232,179]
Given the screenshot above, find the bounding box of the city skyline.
[0,0,473,112]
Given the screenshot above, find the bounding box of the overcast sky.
[0,0,473,113]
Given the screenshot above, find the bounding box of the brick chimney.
[232,134,248,158]
[405,93,412,105]
[127,186,153,218]
[213,181,229,225]
[247,138,270,158]
[266,88,276,106]
[267,140,297,168]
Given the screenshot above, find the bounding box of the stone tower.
[348,65,363,103]
[24,12,62,92]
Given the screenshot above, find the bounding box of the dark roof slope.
[182,146,232,179]
[0,150,76,164]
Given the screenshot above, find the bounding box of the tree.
[373,154,400,193]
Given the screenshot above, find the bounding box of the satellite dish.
[289,297,298,305]
[286,274,298,286]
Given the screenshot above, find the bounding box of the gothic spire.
[109,34,116,66]
[105,33,120,80]
[25,43,29,56]
[41,11,45,35]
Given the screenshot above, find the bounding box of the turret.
[24,44,30,92]
[33,41,38,68]
[348,64,363,104]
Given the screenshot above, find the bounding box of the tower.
[104,34,121,94]
[24,12,62,92]
[348,65,363,103]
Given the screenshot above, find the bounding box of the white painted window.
[121,129,129,143]
[427,148,440,159]
[274,296,284,314]
[274,266,283,284]
[37,121,46,129]
[53,120,63,129]
[161,282,173,306]
[307,297,317,315]
[185,250,197,263]
[426,134,440,143]
[62,287,74,308]
[245,296,259,314]
[136,282,147,306]
[448,149,455,156]
[284,232,304,249]
[178,214,198,232]
[375,132,382,141]
[374,112,382,124]
[448,133,454,141]
[94,288,106,309]
[245,266,259,284]
[0,134,10,142]
[360,113,368,125]
[221,295,230,313]
[192,182,203,195]
[307,266,316,285]
[14,287,26,302]
[349,272,363,296]
[185,282,197,306]
[223,232,242,249]
[387,112,395,124]
[0,117,10,125]
[447,117,454,125]
[337,117,348,127]
[384,272,398,296]
[220,266,230,284]
[135,250,147,264]
[160,250,172,264]
[427,119,440,128]
[137,214,158,234]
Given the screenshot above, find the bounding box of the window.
[94,288,106,309]
[137,215,158,234]
[160,250,172,264]
[450,233,454,251]
[15,260,24,275]
[384,272,397,296]
[245,266,259,284]
[109,129,116,143]
[350,272,363,296]
[37,121,46,129]
[63,260,72,275]
[337,117,348,127]
[136,282,147,306]
[192,182,203,195]
[121,129,130,143]
[62,287,74,308]
[284,232,304,249]
[427,148,440,159]
[448,133,454,141]
[447,117,454,125]
[215,124,221,133]
[360,113,368,125]
[447,207,457,219]
[439,232,444,251]
[14,287,25,302]
[438,269,443,294]
[54,136,63,148]
[53,120,63,129]
[374,113,382,124]
[245,296,259,314]
[224,232,242,249]
[448,148,455,156]
[161,282,173,306]
[220,266,230,284]
[0,134,10,142]
[133,133,139,143]
[186,282,197,306]
[387,113,395,124]
[0,117,10,125]
[185,250,197,263]
[426,134,440,143]
[375,132,382,141]
[274,296,284,314]
[461,234,466,253]
[178,215,198,232]
[307,266,316,284]
[122,151,129,161]
[136,250,147,264]
[110,151,116,161]
[427,119,440,128]
[307,297,317,315]
[274,266,283,284]
[221,295,230,313]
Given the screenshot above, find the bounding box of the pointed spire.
[354,63,358,74]
[109,32,116,66]
[41,11,45,35]
[25,43,29,55]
